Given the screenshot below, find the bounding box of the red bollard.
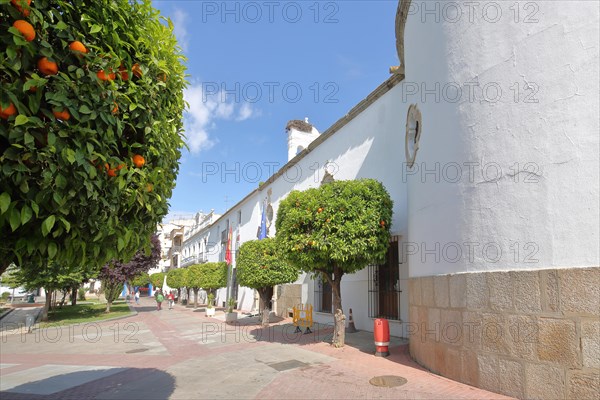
[374,318,390,357]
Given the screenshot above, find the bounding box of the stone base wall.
[408,267,599,399]
[275,284,302,317]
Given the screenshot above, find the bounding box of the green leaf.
[55,21,68,30]
[31,201,39,217]
[118,237,125,252]
[79,105,92,114]
[14,115,29,126]
[59,217,71,232]
[90,24,102,33]
[0,193,10,214]
[48,242,58,259]
[10,208,21,231]
[42,215,56,237]
[21,205,33,225]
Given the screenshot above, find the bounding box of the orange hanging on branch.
[13,20,35,41]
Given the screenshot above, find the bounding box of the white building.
[178,2,599,398]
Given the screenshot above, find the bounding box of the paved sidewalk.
[0,297,512,399]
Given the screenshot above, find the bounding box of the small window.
[405,104,422,168]
[296,145,304,155]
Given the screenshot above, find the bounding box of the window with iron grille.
[368,240,401,320]
[314,274,333,313]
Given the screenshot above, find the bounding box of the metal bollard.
[25,315,35,333]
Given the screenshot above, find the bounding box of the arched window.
[296,145,304,155]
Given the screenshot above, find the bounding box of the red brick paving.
[1,297,512,399]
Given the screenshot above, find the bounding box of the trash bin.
[27,294,35,303]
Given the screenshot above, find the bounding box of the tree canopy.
[194,262,227,291]
[166,267,187,289]
[236,238,299,290]
[150,271,165,288]
[0,0,187,275]
[276,179,393,274]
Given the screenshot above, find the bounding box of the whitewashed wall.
[405,1,600,276]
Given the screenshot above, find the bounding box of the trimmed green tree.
[0,0,187,276]
[131,272,150,288]
[196,262,228,302]
[275,179,393,347]
[166,267,187,303]
[150,272,165,290]
[186,263,203,308]
[236,238,300,326]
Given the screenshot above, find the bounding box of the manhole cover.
[369,375,408,388]
[126,348,149,354]
[268,360,308,371]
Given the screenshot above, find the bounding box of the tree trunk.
[258,288,271,327]
[71,286,78,306]
[186,287,191,305]
[59,289,68,308]
[324,265,346,347]
[193,288,199,308]
[0,260,9,276]
[41,291,51,321]
[105,300,112,313]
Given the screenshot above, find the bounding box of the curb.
[0,308,15,321]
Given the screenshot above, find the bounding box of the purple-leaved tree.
[99,234,161,312]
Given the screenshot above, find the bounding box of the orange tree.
[0,0,187,275]
[236,238,300,326]
[275,179,393,347]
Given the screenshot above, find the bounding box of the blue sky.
[154,1,399,219]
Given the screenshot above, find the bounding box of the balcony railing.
[181,254,207,268]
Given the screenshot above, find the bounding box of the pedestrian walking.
[134,290,140,305]
[155,288,164,310]
[168,291,175,309]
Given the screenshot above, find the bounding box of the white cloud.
[183,84,259,154]
[172,8,189,52]
[237,103,254,121]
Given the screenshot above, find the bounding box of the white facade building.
[177,2,599,398]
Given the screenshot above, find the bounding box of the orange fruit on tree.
[13,20,35,42]
[11,0,31,16]
[132,154,145,168]
[112,102,118,114]
[118,64,129,80]
[52,108,70,121]
[116,163,126,171]
[317,208,323,213]
[380,220,386,227]
[132,63,142,78]
[69,41,87,54]
[107,168,117,177]
[0,102,17,119]
[97,70,115,81]
[146,183,153,193]
[38,57,58,75]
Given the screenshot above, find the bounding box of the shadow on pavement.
[1,367,175,400]
[241,320,408,357]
